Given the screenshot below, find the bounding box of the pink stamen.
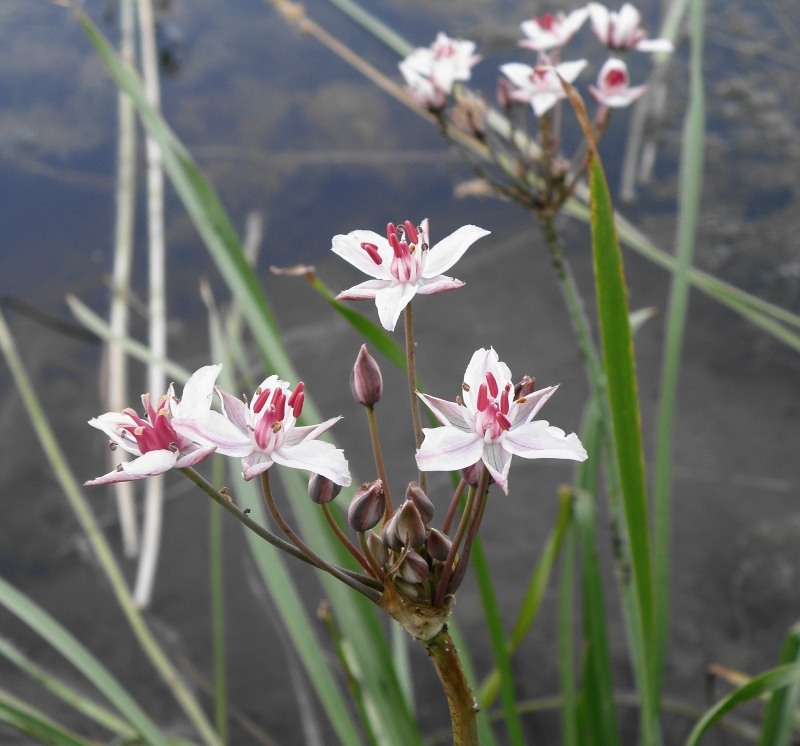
[404,220,418,245]
[537,12,555,30]
[253,387,271,414]
[485,371,499,398]
[271,388,286,423]
[496,412,512,431]
[291,391,304,418]
[605,68,627,87]
[387,224,405,259]
[476,383,489,412]
[360,242,383,265]
[500,388,510,415]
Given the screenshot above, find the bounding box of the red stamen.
[476,383,489,412]
[500,388,510,415]
[485,371,499,398]
[271,388,286,422]
[497,412,512,431]
[291,391,304,418]
[360,242,383,265]
[387,224,405,258]
[253,387,271,414]
[404,220,418,245]
[287,381,304,408]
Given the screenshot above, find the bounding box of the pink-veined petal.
[481,442,512,494]
[88,413,143,457]
[242,451,274,481]
[510,385,558,425]
[84,449,178,486]
[374,282,417,331]
[423,225,490,276]
[504,421,588,461]
[336,278,389,301]
[273,440,351,486]
[332,231,392,279]
[417,393,472,431]
[282,416,344,446]
[215,388,251,432]
[413,276,464,295]
[174,445,216,470]
[415,426,483,472]
[174,409,252,457]
[462,348,512,411]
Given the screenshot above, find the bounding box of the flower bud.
[405,482,434,525]
[460,461,483,487]
[308,473,342,504]
[397,551,429,584]
[385,500,426,550]
[426,528,452,562]
[350,344,383,406]
[347,480,385,532]
[366,529,389,568]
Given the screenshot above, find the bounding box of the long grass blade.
[653,0,705,697]
[0,577,167,746]
[0,689,100,746]
[758,623,800,746]
[685,663,800,746]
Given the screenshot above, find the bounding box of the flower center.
[252,383,304,452]
[387,221,424,284]
[473,373,512,441]
[604,68,627,88]
[536,13,555,31]
[121,395,179,454]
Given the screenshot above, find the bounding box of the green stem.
[423,627,479,746]
[404,303,426,492]
[365,404,394,520]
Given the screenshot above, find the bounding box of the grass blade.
[758,624,800,746]
[686,663,800,746]
[0,689,100,746]
[653,0,705,695]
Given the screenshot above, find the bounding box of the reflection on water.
[1,0,799,742]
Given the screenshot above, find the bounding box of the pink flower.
[400,32,480,109]
[85,365,221,485]
[589,58,647,107]
[519,8,589,52]
[332,219,490,331]
[499,57,587,116]
[173,375,350,485]
[415,348,587,494]
[587,3,673,52]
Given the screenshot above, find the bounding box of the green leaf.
[0,577,168,746]
[758,624,800,746]
[686,663,800,746]
[0,689,99,746]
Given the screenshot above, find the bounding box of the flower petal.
[481,442,512,494]
[415,426,483,472]
[84,449,178,486]
[283,416,343,446]
[511,384,558,426]
[417,393,472,431]
[332,231,391,279]
[273,440,351,486]
[375,283,417,331]
[504,421,588,461]
[174,364,222,416]
[336,278,389,301]
[242,451,273,481]
[423,225,490,276]
[88,413,142,457]
[174,445,217,469]
[174,410,252,457]
[413,276,464,295]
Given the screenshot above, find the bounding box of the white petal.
[636,38,673,53]
[499,62,534,90]
[415,427,483,472]
[174,410,252,457]
[336,278,389,301]
[283,416,343,446]
[482,442,512,494]
[555,59,588,84]
[532,91,560,117]
[174,445,216,469]
[375,283,417,331]
[332,231,391,279]
[504,421,588,461]
[423,225,490,276]
[273,440,351,486]
[414,276,464,295]
[85,449,178,486]
[511,385,558,425]
[88,413,142,457]
[242,452,273,481]
[417,393,472,431]
[175,364,222,416]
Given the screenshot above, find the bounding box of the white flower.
[400,32,480,108]
[85,365,221,485]
[415,348,587,494]
[174,376,350,485]
[519,8,589,52]
[589,58,647,107]
[499,57,587,116]
[333,219,490,331]
[587,3,673,52]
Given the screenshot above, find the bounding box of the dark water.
[1,0,799,743]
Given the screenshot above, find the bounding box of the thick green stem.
[423,627,479,746]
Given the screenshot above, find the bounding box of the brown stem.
[404,303,426,493]
[423,627,479,746]
[365,404,393,520]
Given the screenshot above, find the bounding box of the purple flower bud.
[460,461,483,487]
[405,482,434,525]
[397,551,429,584]
[426,528,452,562]
[350,344,383,406]
[347,480,385,532]
[386,500,426,549]
[308,473,342,504]
[366,529,389,567]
